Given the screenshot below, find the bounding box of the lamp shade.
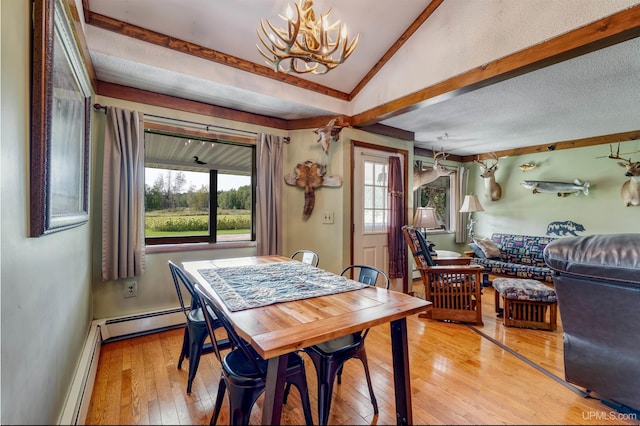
[459,195,485,213]
[413,207,440,229]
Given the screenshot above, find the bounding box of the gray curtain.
[101,107,145,280]
[387,156,406,279]
[455,166,468,244]
[256,133,284,256]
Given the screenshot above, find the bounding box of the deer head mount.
[284,160,342,220]
[475,153,502,201]
[314,118,343,155]
[412,150,454,192]
[608,143,640,207]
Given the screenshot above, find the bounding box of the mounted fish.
[284,160,342,220]
[518,162,537,172]
[521,179,590,197]
[314,118,343,155]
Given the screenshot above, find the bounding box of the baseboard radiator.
[58,308,185,424]
[59,324,102,425]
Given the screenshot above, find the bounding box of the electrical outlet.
[124,281,137,298]
[322,211,334,224]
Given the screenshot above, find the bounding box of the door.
[353,146,405,289]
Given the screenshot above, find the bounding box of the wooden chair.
[402,226,484,325]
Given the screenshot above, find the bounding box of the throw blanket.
[198,261,367,312]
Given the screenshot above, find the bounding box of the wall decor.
[546,220,586,236]
[412,150,453,191]
[518,162,537,172]
[475,153,502,201]
[284,160,342,220]
[30,0,92,236]
[314,118,342,155]
[521,179,589,197]
[606,143,640,207]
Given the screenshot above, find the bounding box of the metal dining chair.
[285,264,390,425]
[168,261,230,393]
[290,249,320,267]
[194,283,314,426]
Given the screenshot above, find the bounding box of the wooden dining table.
[183,255,431,425]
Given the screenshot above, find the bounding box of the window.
[363,160,388,232]
[415,174,454,232]
[144,129,255,245]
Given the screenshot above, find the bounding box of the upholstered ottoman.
[493,278,558,330]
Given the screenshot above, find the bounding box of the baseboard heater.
[58,308,185,424]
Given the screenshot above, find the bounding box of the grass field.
[145,209,250,237]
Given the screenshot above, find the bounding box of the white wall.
[1,2,94,423]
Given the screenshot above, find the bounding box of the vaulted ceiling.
[75,0,640,158]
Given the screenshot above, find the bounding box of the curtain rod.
[92,104,290,142]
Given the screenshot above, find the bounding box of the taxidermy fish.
[518,162,536,172]
[521,179,590,197]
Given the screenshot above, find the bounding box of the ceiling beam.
[351,4,640,127]
[85,11,350,101]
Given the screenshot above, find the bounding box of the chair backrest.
[290,249,320,267]
[194,283,266,374]
[340,264,390,289]
[402,225,436,268]
[168,260,200,314]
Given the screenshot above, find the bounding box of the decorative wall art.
[284,160,342,220]
[475,153,502,201]
[546,220,586,236]
[30,0,92,236]
[314,118,343,155]
[521,179,589,197]
[518,162,537,172]
[606,143,640,207]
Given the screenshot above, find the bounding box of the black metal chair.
[290,249,320,267]
[286,264,390,425]
[168,261,230,393]
[194,283,314,426]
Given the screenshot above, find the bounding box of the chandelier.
[257,0,359,75]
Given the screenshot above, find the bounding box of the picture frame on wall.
[30,0,92,237]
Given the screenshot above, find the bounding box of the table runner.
[197,261,367,311]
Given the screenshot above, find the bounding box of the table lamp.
[413,207,440,256]
[459,195,484,240]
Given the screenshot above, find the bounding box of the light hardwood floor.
[86,283,638,425]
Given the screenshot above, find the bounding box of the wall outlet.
[124,281,137,298]
[322,211,334,224]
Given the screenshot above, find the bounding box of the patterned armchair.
[402,226,484,325]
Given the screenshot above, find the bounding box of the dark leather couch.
[543,234,640,412]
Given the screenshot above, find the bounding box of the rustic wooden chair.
[402,225,484,325]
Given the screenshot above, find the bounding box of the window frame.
[143,124,256,246]
[414,171,458,234]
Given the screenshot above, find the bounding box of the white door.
[353,147,400,284]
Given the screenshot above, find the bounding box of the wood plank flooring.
[86,283,638,425]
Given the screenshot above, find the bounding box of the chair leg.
[186,326,208,393]
[210,377,226,426]
[356,348,379,414]
[307,352,339,426]
[284,369,314,426]
[177,326,189,369]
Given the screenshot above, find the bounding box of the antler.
[475,152,499,169]
[433,150,449,162]
[608,143,632,165]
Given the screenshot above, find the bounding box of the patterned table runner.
[197,261,367,311]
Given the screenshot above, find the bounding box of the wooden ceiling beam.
[351,4,640,127]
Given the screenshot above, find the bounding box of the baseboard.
[59,308,185,424]
[59,324,102,425]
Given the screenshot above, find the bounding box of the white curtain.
[455,166,469,244]
[256,133,284,255]
[101,107,145,280]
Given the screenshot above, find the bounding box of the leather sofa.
[543,233,640,412]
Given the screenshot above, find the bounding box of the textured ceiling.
[80,0,640,156]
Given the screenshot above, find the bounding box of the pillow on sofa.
[474,238,501,259]
[468,243,486,258]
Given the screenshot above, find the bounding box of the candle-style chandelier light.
[257,0,359,75]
